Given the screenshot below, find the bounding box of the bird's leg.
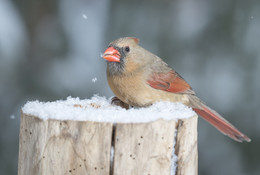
[111,96,130,109]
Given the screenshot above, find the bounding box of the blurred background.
[0,0,259,174]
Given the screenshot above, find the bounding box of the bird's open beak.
[103,47,121,62]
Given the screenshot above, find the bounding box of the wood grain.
[18,113,113,175]
[18,111,198,175]
[175,116,198,175]
[112,120,177,175]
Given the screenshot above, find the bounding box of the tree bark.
[18,112,198,175]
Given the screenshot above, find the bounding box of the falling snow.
[82,14,87,19]
[92,77,97,83]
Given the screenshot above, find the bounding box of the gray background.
[0,0,259,174]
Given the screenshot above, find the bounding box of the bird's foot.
[111,97,129,109]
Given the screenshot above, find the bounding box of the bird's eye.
[125,46,130,52]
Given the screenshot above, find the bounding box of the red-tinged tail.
[193,105,251,142]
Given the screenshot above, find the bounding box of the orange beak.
[103,47,121,62]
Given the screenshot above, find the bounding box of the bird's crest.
[127,37,139,44]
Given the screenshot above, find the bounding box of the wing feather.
[147,70,194,94]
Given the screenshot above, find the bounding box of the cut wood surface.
[18,112,198,175]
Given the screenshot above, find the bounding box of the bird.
[102,37,251,142]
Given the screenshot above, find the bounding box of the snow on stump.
[19,96,198,175]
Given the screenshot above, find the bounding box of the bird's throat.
[107,61,125,76]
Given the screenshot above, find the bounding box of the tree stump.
[18,100,198,175]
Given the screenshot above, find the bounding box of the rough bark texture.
[18,112,198,175]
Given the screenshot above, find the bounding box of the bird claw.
[111,97,129,109]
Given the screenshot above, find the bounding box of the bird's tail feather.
[193,104,251,142]
[188,95,251,142]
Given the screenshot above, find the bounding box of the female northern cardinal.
[102,37,251,142]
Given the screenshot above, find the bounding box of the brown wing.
[147,70,194,94]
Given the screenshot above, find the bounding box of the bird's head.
[103,37,150,75]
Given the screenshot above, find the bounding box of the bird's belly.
[128,87,190,107]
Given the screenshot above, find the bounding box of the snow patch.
[22,95,195,123]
